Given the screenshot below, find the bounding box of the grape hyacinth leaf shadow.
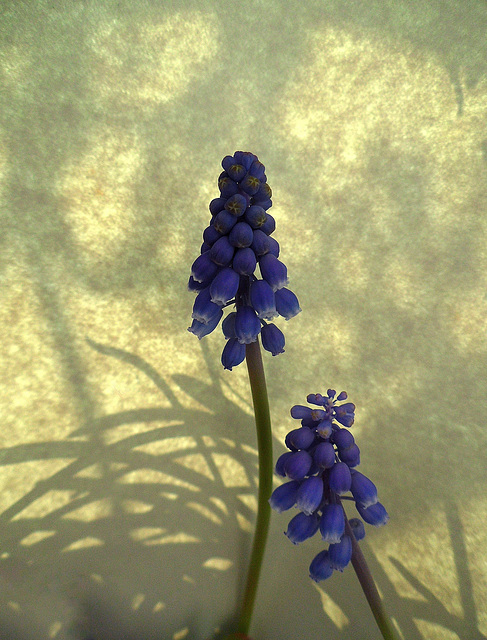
[0,337,269,640]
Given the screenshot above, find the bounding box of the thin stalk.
[343,511,400,640]
[234,338,273,636]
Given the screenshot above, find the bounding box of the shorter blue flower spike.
[319,503,345,543]
[329,462,352,495]
[269,480,301,513]
[283,450,313,480]
[210,268,240,305]
[221,338,246,371]
[235,305,261,344]
[328,535,352,571]
[272,389,388,582]
[296,476,324,516]
[261,323,285,356]
[349,518,366,541]
[309,550,334,582]
[285,512,319,545]
[275,288,302,320]
[188,310,223,339]
[356,502,389,527]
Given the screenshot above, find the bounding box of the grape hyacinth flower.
[270,389,389,582]
[188,152,301,369]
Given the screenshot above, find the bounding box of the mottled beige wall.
[0,1,486,639]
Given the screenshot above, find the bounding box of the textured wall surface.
[1,1,486,639]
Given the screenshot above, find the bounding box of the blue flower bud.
[213,210,238,234]
[332,428,355,450]
[226,163,246,182]
[349,518,365,541]
[221,338,246,370]
[210,268,240,305]
[192,288,223,324]
[209,197,226,215]
[261,323,285,355]
[253,181,272,203]
[229,221,254,248]
[334,402,355,427]
[301,409,326,427]
[329,462,352,495]
[285,427,315,451]
[259,254,289,291]
[275,451,294,477]
[336,391,348,401]
[251,229,271,256]
[269,480,300,513]
[188,275,211,292]
[203,224,222,246]
[328,535,352,571]
[296,476,324,515]
[275,288,301,320]
[285,512,319,545]
[313,441,336,469]
[200,241,211,254]
[248,159,266,180]
[209,236,235,266]
[250,280,277,320]
[235,305,261,344]
[187,309,223,339]
[309,550,334,582]
[240,173,262,196]
[257,197,272,210]
[319,503,345,543]
[350,470,378,509]
[245,205,267,229]
[233,151,255,171]
[218,173,239,198]
[232,247,257,275]
[221,312,236,338]
[221,155,236,172]
[339,443,360,467]
[267,236,280,258]
[191,251,219,283]
[316,420,333,438]
[260,213,275,235]
[356,501,389,526]
[307,393,326,406]
[225,193,248,216]
[283,450,312,480]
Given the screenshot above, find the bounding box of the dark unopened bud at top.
[334,402,355,428]
[245,205,267,229]
[213,210,238,234]
[260,213,276,235]
[225,193,248,216]
[218,173,238,198]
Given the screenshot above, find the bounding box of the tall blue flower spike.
[269,389,389,582]
[188,152,301,369]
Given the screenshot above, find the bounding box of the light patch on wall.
[237,494,258,513]
[48,621,63,638]
[104,421,184,446]
[209,496,228,516]
[118,469,200,492]
[62,537,104,552]
[89,12,219,106]
[63,498,113,522]
[312,582,349,630]
[175,453,215,481]
[144,532,200,545]
[153,601,166,613]
[448,292,487,354]
[211,453,250,488]
[20,531,56,546]
[186,501,223,525]
[135,436,198,455]
[202,557,233,571]
[236,512,252,533]
[172,627,189,640]
[122,499,153,514]
[130,527,166,542]
[131,593,145,610]
[12,490,78,520]
[75,463,103,479]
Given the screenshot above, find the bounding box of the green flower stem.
[343,509,400,640]
[234,338,273,637]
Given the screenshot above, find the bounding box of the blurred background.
[0,1,486,638]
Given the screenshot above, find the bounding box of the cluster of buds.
[270,390,389,581]
[188,152,300,369]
